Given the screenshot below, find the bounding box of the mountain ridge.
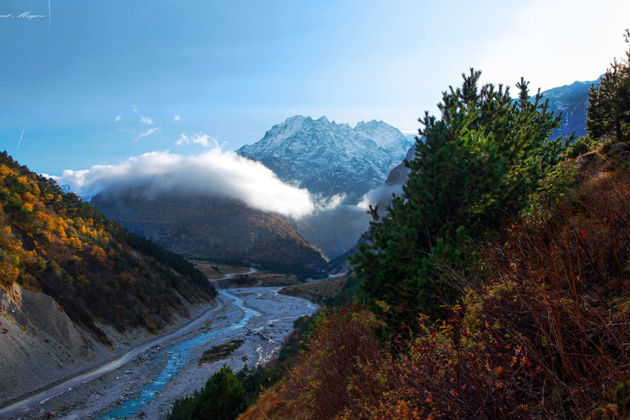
[542,79,594,138]
[91,187,327,276]
[237,115,413,201]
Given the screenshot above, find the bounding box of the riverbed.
[2,287,317,420]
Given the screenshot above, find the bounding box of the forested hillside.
[0,153,216,339]
[91,188,327,276]
[232,34,630,420]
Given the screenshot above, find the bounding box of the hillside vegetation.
[92,189,327,276]
[235,35,630,420]
[0,153,216,339]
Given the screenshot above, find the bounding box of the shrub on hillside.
[352,70,566,333]
[245,171,629,420]
[169,366,246,420]
[238,308,386,420]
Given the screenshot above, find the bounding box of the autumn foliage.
[0,152,215,340]
[239,165,629,420]
[238,308,386,420]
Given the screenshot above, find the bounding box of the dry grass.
[238,308,386,420]
[472,171,630,418]
[279,276,347,304]
[241,171,629,420]
[189,260,252,280]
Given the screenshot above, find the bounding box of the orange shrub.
[241,307,386,420]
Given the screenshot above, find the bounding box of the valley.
[1,5,625,418]
[0,269,318,420]
[91,191,327,274]
[191,261,302,288]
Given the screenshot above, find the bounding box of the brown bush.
[358,171,630,419]
[471,171,630,418]
[239,307,387,420]
[243,172,629,420]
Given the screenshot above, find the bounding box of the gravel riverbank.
[4,287,317,420]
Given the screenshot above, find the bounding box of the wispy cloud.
[134,127,159,141]
[139,115,155,125]
[114,115,122,122]
[17,125,25,149]
[173,115,181,122]
[47,0,52,36]
[176,133,216,148]
[132,106,139,113]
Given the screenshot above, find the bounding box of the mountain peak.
[237,116,412,201]
[284,114,312,123]
[279,114,311,127]
[354,119,385,129]
[354,119,413,150]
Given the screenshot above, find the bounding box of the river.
[0,283,317,419]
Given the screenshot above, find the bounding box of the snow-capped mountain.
[237,115,413,201]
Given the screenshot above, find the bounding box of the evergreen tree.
[587,29,630,142]
[169,366,246,420]
[351,69,564,333]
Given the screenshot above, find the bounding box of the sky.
[0,0,628,175]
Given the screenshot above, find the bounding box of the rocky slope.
[237,115,412,202]
[0,151,216,406]
[91,188,327,275]
[542,80,594,138]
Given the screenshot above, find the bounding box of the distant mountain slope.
[91,188,327,275]
[237,116,413,201]
[542,80,594,138]
[289,204,371,259]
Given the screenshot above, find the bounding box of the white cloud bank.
[50,149,317,218]
[358,183,403,211]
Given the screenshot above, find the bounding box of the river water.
[0,285,317,420]
[95,287,316,419]
[96,290,260,419]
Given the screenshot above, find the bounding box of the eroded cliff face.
[0,284,96,405]
[0,283,207,407]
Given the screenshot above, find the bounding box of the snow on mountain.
[237,115,413,202]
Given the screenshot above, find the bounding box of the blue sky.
[0,0,628,175]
